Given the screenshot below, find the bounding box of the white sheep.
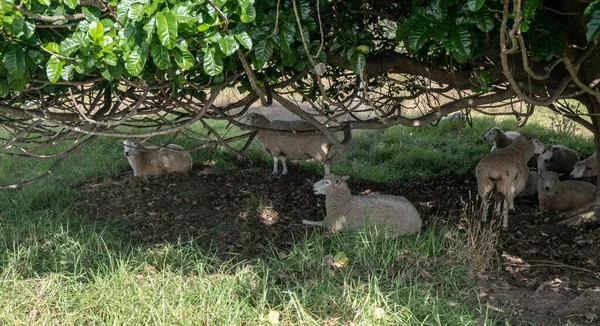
[537,171,595,212]
[483,127,521,152]
[302,174,422,238]
[475,134,545,228]
[243,113,351,175]
[570,153,598,180]
[536,144,579,175]
[123,139,193,177]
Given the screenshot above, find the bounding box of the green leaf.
[144,18,155,43]
[151,43,171,69]
[522,0,540,18]
[239,4,256,23]
[61,64,75,81]
[63,0,77,10]
[198,23,210,32]
[218,35,239,56]
[45,42,61,53]
[5,45,26,79]
[350,52,365,74]
[406,25,429,51]
[89,21,104,43]
[234,31,253,50]
[281,50,297,66]
[587,10,600,42]
[174,47,195,70]
[8,74,27,91]
[38,0,51,6]
[300,1,310,20]
[103,52,118,66]
[125,46,148,76]
[46,56,65,83]
[156,11,178,49]
[203,50,223,76]
[82,6,100,22]
[450,28,472,57]
[254,39,273,65]
[0,81,9,97]
[474,9,494,32]
[128,3,145,22]
[467,0,485,12]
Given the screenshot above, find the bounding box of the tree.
[1,0,599,223]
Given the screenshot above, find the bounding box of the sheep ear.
[342,175,350,181]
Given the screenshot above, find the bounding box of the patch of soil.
[73,163,600,325]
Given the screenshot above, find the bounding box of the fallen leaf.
[267,310,280,324]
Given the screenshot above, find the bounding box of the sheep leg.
[302,219,324,227]
[481,199,489,222]
[502,198,509,229]
[494,201,502,215]
[280,156,288,175]
[272,156,280,174]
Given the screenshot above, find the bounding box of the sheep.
[123,139,193,177]
[518,169,540,197]
[475,134,545,229]
[537,171,596,212]
[483,127,521,152]
[570,153,598,180]
[243,113,352,175]
[302,174,422,238]
[536,144,579,175]
[440,112,467,122]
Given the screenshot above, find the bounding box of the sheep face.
[483,128,501,141]
[540,171,560,195]
[245,113,270,128]
[313,174,350,195]
[570,162,593,179]
[516,134,545,154]
[540,144,555,163]
[123,139,139,157]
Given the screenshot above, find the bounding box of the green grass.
[0,110,594,325]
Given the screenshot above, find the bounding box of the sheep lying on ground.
[537,171,595,212]
[243,113,351,175]
[302,174,422,238]
[570,153,598,180]
[483,127,521,152]
[518,170,540,197]
[537,144,579,175]
[475,134,545,228]
[123,140,193,177]
[440,112,467,122]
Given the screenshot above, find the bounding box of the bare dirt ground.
[73,161,600,325]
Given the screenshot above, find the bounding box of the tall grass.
[0,112,592,325]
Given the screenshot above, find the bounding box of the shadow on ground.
[73,162,600,325]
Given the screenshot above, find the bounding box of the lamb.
[518,170,540,197]
[536,144,579,175]
[475,134,545,228]
[123,139,193,177]
[483,127,521,152]
[570,153,598,180]
[537,171,595,212]
[243,113,352,175]
[302,174,422,238]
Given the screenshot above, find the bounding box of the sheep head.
[514,134,545,154]
[242,113,270,128]
[540,144,555,163]
[570,161,593,179]
[123,139,140,157]
[483,128,502,142]
[539,171,561,195]
[313,174,350,195]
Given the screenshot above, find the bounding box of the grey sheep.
[537,171,595,212]
[123,139,193,177]
[518,170,540,197]
[570,153,598,179]
[302,174,422,238]
[537,144,579,175]
[475,134,545,228]
[483,127,521,152]
[243,113,351,175]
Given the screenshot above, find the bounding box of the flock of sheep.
[120,114,598,238]
[478,128,597,229]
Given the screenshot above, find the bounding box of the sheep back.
[476,143,531,201]
[539,145,580,174]
[126,143,192,177]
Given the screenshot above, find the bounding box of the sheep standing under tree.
[243,113,352,175]
[303,174,422,238]
[476,134,545,229]
[123,140,193,177]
